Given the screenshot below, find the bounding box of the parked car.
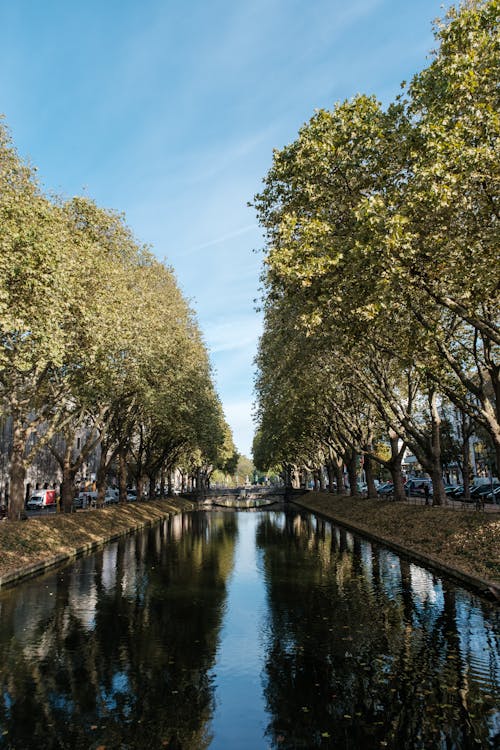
[486,485,500,502]
[126,489,137,502]
[104,488,119,505]
[405,479,432,497]
[26,488,57,511]
[73,491,97,509]
[377,482,394,496]
[468,484,495,504]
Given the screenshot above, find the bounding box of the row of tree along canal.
[252,1,500,507]
[0,120,238,521]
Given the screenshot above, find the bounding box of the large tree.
[0,122,78,518]
[369,0,499,466]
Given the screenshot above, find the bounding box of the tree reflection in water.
[0,512,237,750]
[256,510,500,750]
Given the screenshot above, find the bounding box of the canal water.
[0,509,498,749]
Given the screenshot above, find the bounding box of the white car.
[104,488,119,505]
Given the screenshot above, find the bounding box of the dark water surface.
[0,509,498,749]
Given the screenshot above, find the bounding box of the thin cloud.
[187,224,257,254]
[206,315,262,355]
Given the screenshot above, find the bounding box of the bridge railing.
[190,486,287,501]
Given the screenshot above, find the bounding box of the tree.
[0,121,77,518]
[369,0,499,467]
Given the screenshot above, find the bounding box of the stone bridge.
[195,486,287,508]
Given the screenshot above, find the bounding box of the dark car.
[471,484,492,497]
[377,482,394,496]
[464,485,494,505]
[450,485,482,501]
[405,479,432,497]
[73,491,96,509]
[486,485,500,502]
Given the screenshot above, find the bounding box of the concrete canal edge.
[0,500,198,590]
[291,497,500,603]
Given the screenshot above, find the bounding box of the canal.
[0,509,498,749]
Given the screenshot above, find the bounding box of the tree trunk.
[431,463,447,506]
[461,417,471,501]
[326,461,336,493]
[95,460,107,509]
[345,449,357,497]
[429,391,447,506]
[335,459,345,495]
[390,464,406,502]
[300,468,307,489]
[8,422,26,520]
[148,472,156,500]
[319,468,326,491]
[388,430,406,502]
[160,465,166,497]
[136,476,144,502]
[364,454,377,498]
[118,448,128,503]
[61,445,77,514]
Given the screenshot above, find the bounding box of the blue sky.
[0,0,452,457]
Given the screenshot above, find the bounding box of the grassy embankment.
[0,498,196,587]
[292,492,500,597]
